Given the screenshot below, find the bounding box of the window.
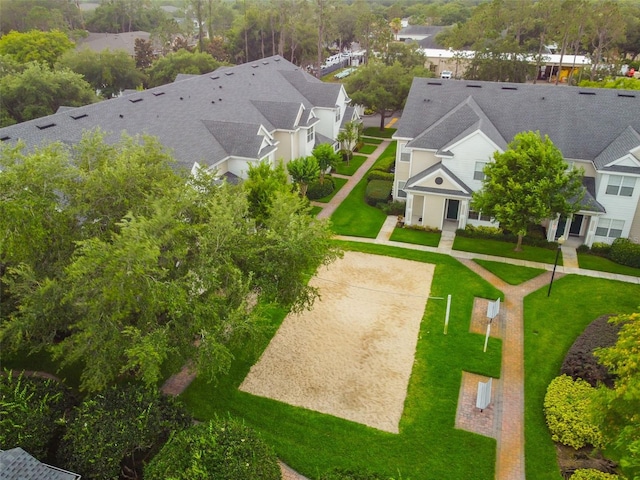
[474,161,487,181]
[397,181,407,198]
[400,145,410,162]
[595,218,624,238]
[469,210,492,222]
[307,127,314,143]
[335,105,341,122]
[606,175,636,197]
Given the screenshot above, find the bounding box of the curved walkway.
[162,129,639,480]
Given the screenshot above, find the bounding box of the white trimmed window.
[335,105,341,122]
[605,175,636,197]
[474,161,487,181]
[397,181,407,198]
[595,218,624,238]
[400,145,410,162]
[307,127,314,143]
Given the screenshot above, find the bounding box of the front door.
[446,199,459,220]
[569,214,584,236]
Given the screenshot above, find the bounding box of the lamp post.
[547,235,565,297]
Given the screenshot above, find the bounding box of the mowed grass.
[389,227,441,247]
[453,236,562,265]
[313,176,348,203]
[473,259,545,285]
[181,241,504,479]
[356,144,377,155]
[524,276,640,480]
[363,126,396,138]
[334,155,367,176]
[362,136,383,145]
[577,253,640,277]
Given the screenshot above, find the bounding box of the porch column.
[459,199,469,229]
[405,193,414,226]
[585,216,598,247]
[547,215,559,242]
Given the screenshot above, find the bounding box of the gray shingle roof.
[396,79,640,174]
[0,448,80,480]
[594,126,640,169]
[0,56,342,172]
[405,162,473,197]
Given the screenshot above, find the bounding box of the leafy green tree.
[0,29,74,67]
[287,156,320,197]
[0,63,98,126]
[146,49,220,87]
[346,61,422,130]
[0,370,73,460]
[579,77,640,90]
[85,0,169,34]
[312,143,340,185]
[472,131,584,251]
[145,417,281,480]
[57,48,145,98]
[0,0,84,33]
[593,310,640,478]
[58,383,191,480]
[389,17,402,40]
[336,119,362,166]
[244,160,291,225]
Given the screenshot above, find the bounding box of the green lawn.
[181,241,503,479]
[577,253,640,277]
[363,127,396,138]
[313,176,348,203]
[389,227,441,247]
[309,206,322,216]
[453,236,562,265]
[524,276,640,480]
[361,136,383,145]
[473,259,546,285]
[330,175,387,237]
[356,144,377,155]
[334,155,367,176]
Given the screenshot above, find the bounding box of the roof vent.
[225,72,234,76]
[119,114,124,118]
[211,100,215,104]
[427,81,442,86]
[219,85,222,89]
[152,91,165,96]
[70,113,88,120]
[180,97,183,100]
[578,91,596,95]
[252,64,259,68]
[262,61,269,65]
[210,75,220,80]
[501,86,518,90]
[129,98,143,103]
[274,57,281,62]
[617,92,636,98]
[1,136,10,141]
[466,84,482,88]
[36,123,56,130]
[219,98,222,101]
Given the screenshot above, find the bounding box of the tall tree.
[336,119,362,165]
[471,131,584,251]
[587,0,626,80]
[287,156,320,197]
[0,29,74,67]
[312,143,340,185]
[593,310,640,478]
[146,49,220,87]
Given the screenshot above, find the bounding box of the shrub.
[307,177,335,200]
[591,242,612,256]
[367,170,394,182]
[319,468,389,480]
[456,224,558,248]
[373,155,396,172]
[365,180,392,206]
[561,315,621,387]
[544,375,604,449]
[609,237,640,268]
[145,417,281,480]
[570,469,620,480]
[380,200,406,216]
[0,370,74,461]
[58,383,191,480]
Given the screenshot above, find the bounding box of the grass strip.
[330,175,386,237]
[453,236,562,265]
[473,259,545,285]
[389,227,441,247]
[356,144,377,155]
[577,253,640,277]
[334,155,367,176]
[361,137,383,145]
[363,127,396,138]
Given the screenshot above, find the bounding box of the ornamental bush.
[144,417,281,480]
[544,375,604,449]
[307,177,335,200]
[365,180,392,206]
[609,237,640,268]
[57,383,191,480]
[0,370,74,460]
[367,170,394,182]
[570,469,620,480]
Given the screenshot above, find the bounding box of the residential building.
[0,56,358,181]
[393,78,640,246]
[0,448,81,480]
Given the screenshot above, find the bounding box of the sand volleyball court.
[240,251,435,433]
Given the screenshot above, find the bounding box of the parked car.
[440,70,452,79]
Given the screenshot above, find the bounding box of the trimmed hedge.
[307,178,335,200]
[561,315,621,387]
[456,224,558,249]
[367,170,394,182]
[380,200,406,216]
[365,180,392,206]
[570,469,620,480]
[609,237,640,268]
[544,375,604,450]
[145,418,280,480]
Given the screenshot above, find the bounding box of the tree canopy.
[472,131,584,251]
[0,29,74,67]
[146,49,221,87]
[0,133,340,392]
